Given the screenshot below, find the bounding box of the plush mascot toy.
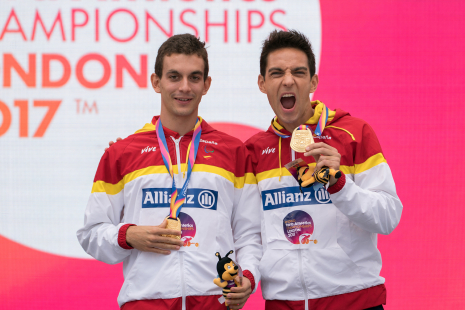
[213,250,241,308]
[298,165,341,188]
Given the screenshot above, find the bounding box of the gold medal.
[161,217,182,239]
[290,126,314,153]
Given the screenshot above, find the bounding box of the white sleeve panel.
[77,191,133,264]
[231,183,263,293]
[331,163,403,235]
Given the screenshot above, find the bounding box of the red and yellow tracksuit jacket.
[77,116,262,309]
[245,101,403,310]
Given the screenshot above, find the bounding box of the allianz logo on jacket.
[261,186,331,210]
[262,147,276,155]
[142,188,218,210]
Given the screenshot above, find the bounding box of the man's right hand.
[126,219,184,255]
[105,137,122,151]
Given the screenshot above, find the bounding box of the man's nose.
[179,77,191,92]
[282,72,294,87]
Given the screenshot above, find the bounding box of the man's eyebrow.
[268,67,284,72]
[292,67,308,71]
[166,70,180,75]
[190,70,203,76]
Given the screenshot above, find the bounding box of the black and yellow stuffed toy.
[298,165,341,187]
[213,250,241,308]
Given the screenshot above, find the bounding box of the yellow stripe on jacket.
[255,153,386,183]
[91,164,254,195]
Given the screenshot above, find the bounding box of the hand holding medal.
[163,217,182,239]
[288,105,342,187]
[302,107,342,187]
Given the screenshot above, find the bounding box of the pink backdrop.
[2,0,464,309]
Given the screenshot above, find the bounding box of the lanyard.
[155,117,202,219]
[314,104,328,137]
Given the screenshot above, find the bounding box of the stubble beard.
[170,101,199,119]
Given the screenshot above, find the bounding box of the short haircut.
[260,30,316,78]
[155,34,209,81]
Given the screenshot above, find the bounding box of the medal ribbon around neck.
[271,103,329,138]
[314,104,329,137]
[271,118,291,138]
[156,117,202,219]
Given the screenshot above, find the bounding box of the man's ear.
[310,74,319,93]
[258,74,267,94]
[202,76,212,95]
[151,73,161,93]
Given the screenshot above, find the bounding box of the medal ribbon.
[314,105,329,137]
[156,117,202,219]
[271,117,291,138]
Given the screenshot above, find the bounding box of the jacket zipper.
[298,249,309,310]
[180,252,186,310]
[292,149,309,310]
[171,136,186,310]
[171,136,184,185]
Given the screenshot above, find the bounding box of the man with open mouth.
[245,30,403,310]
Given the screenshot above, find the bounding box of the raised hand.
[304,142,341,186]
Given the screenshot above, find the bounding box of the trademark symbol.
[75,99,98,114]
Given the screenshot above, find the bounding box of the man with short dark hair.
[246,30,402,310]
[77,34,262,310]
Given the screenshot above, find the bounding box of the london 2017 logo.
[179,212,198,247]
[283,210,317,245]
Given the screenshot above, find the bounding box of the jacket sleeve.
[231,144,263,293]
[328,124,403,235]
[76,143,134,264]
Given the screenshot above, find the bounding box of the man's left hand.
[304,142,341,186]
[226,276,252,310]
